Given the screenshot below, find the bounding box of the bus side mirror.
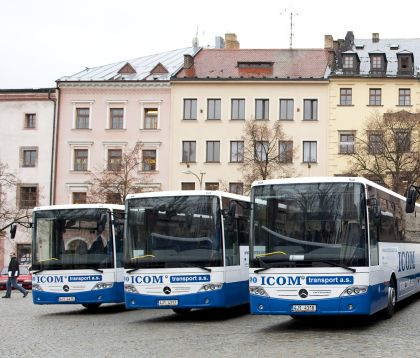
[367,198,381,224]
[10,224,17,239]
[405,186,417,213]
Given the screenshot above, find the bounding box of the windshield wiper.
[309,260,356,273]
[170,262,212,272]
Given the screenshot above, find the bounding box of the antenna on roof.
[192,26,199,48]
[280,7,299,49]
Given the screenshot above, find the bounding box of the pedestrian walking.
[2,252,28,298]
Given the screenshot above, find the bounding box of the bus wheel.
[82,303,102,311]
[172,308,192,315]
[383,279,396,319]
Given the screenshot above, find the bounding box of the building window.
[395,130,411,152]
[399,89,411,106]
[343,56,354,69]
[109,108,124,129]
[74,149,88,171]
[255,141,269,162]
[107,149,122,171]
[106,192,121,204]
[183,99,197,120]
[369,89,382,106]
[24,113,36,129]
[371,55,383,70]
[75,108,90,129]
[255,99,269,120]
[18,185,38,209]
[230,141,244,163]
[207,99,221,120]
[181,182,195,190]
[231,99,245,120]
[303,141,317,163]
[205,183,219,190]
[368,133,384,154]
[339,133,355,154]
[340,88,352,105]
[229,183,244,195]
[279,99,294,120]
[144,108,158,129]
[279,141,293,163]
[206,141,220,162]
[142,150,157,171]
[72,192,87,204]
[21,148,37,167]
[303,99,318,120]
[182,141,196,163]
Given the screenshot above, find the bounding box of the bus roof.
[32,204,125,212]
[126,190,249,202]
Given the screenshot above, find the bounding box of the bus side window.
[223,198,240,266]
[368,206,379,266]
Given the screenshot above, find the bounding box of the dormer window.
[397,52,414,75]
[341,53,359,75]
[343,56,354,69]
[369,53,387,75]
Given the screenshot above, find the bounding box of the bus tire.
[382,279,396,319]
[172,308,192,315]
[82,303,102,311]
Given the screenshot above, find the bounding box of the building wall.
[170,81,329,191]
[328,77,419,176]
[55,83,172,204]
[0,91,55,266]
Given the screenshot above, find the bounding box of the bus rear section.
[31,205,125,309]
[249,177,420,317]
[124,191,250,312]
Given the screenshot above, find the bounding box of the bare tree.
[86,144,153,204]
[344,110,420,195]
[239,120,296,192]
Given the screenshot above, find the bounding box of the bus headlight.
[199,283,223,292]
[92,282,114,290]
[340,286,368,297]
[249,286,268,296]
[32,283,43,291]
[124,284,138,293]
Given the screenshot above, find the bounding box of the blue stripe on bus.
[125,280,249,309]
[32,282,124,305]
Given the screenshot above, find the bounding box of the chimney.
[184,54,194,69]
[225,33,240,49]
[324,35,334,49]
[215,36,225,49]
[372,33,379,43]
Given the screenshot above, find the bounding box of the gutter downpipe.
[48,84,59,205]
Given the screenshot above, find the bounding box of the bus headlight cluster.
[32,283,43,291]
[124,284,138,293]
[92,282,114,290]
[340,286,368,297]
[249,286,267,296]
[199,283,223,292]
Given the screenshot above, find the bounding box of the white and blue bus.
[124,191,250,313]
[31,204,125,309]
[249,177,420,318]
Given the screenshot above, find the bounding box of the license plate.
[291,304,316,312]
[58,296,75,302]
[158,300,178,306]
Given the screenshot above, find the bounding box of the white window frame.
[139,100,162,130]
[69,141,93,172]
[206,98,222,120]
[102,141,128,170]
[137,141,161,172]
[106,100,127,129]
[302,140,318,163]
[279,98,295,121]
[72,100,94,129]
[66,184,89,204]
[302,98,319,121]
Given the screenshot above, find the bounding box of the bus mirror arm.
[405,185,420,214]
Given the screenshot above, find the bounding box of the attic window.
[355,44,364,49]
[390,44,399,50]
[238,62,273,68]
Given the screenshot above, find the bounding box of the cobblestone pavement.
[0,292,419,358]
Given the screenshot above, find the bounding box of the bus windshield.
[32,208,114,271]
[251,182,368,268]
[125,195,222,269]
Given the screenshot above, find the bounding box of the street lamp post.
[181,169,206,190]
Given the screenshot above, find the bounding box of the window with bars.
[109,108,124,129]
[18,185,37,209]
[21,148,37,167]
[303,141,317,163]
[206,141,220,162]
[183,99,197,120]
[144,108,158,129]
[207,99,221,120]
[339,133,355,154]
[24,113,36,129]
[142,150,157,171]
[369,89,382,106]
[107,149,122,171]
[231,99,245,120]
[229,182,244,195]
[182,141,196,163]
[75,108,90,129]
[255,99,269,120]
[74,149,88,171]
[230,141,244,163]
[279,141,293,163]
[399,89,411,106]
[255,141,269,162]
[303,99,318,120]
[279,99,294,120]
[72,192,87,204]
[340,88,352,105]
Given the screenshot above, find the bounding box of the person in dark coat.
[2,252,28,298]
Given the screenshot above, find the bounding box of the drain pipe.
[48,86,59,205]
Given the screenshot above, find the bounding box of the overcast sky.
[2,0,420,89]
